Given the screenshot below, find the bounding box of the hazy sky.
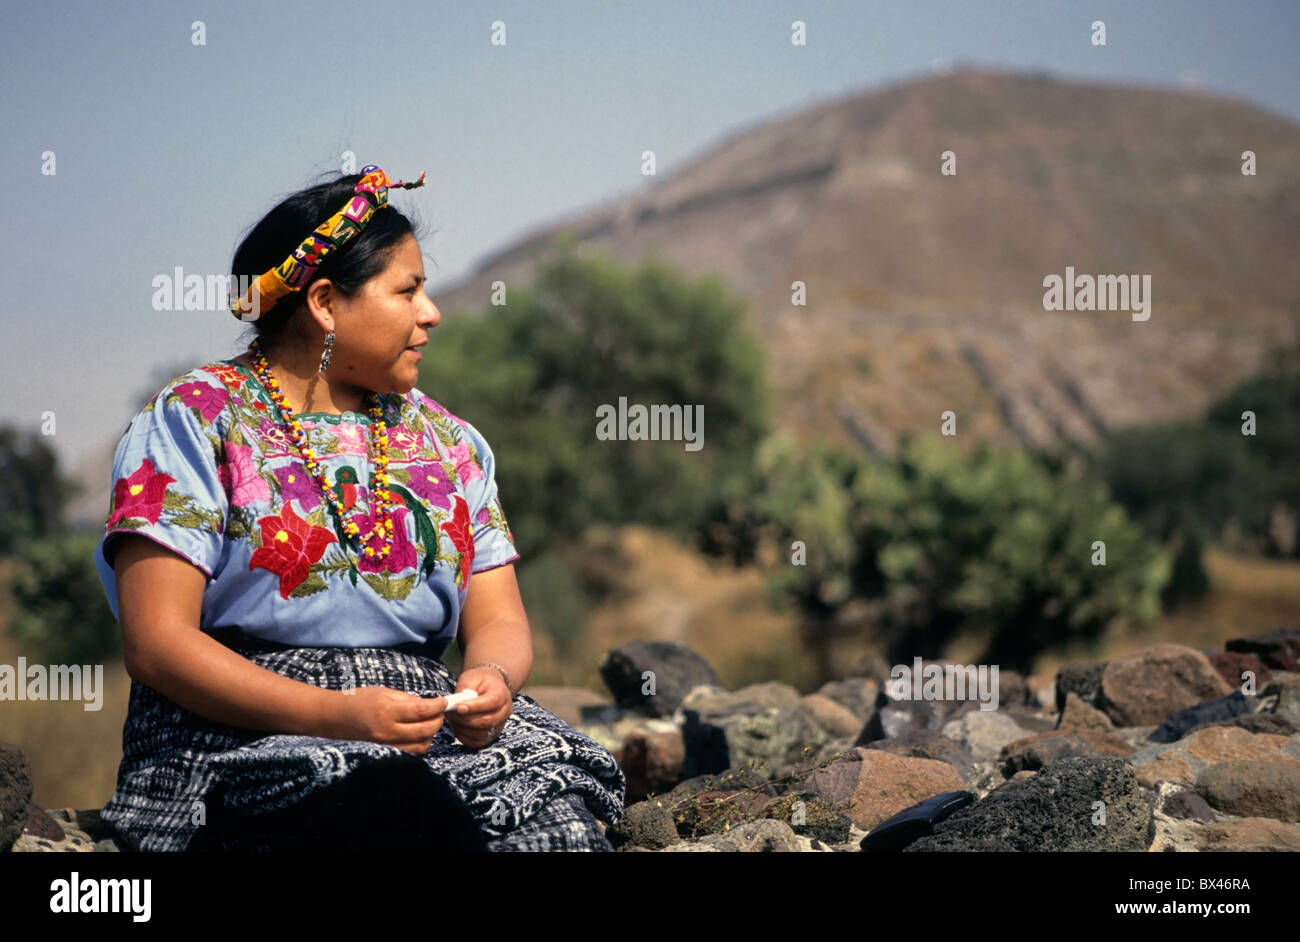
[2,0,1297,470]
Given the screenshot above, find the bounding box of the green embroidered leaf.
[162,491,189,511]
[288,573,329,598]
[360,571,419,602]
[306,504,328,529]
[167,510,212,530]
[109,517,148,531]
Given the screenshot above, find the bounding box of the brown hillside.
[429,67,1300,455]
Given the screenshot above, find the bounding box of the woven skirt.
[100,627,626,852]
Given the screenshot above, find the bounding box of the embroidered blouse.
[92,359,519,655]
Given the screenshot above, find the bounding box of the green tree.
[423,243,772,564]
[7,530,121,664]
[0,425,78,557]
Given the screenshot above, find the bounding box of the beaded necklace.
[246,338,395,560]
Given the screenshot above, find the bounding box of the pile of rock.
[5,629,1298,852]
[553,632,1300,851]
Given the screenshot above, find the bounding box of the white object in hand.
[443,689,479,711]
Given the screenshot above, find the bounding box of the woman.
[92,165,625,852]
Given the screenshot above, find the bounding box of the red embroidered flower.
[439,495,475,586]
[204,363,248,391]
[249,502,338,599]
[108,458,176,527]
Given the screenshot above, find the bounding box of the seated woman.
[92,164,625,852]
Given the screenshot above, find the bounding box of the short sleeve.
[457,418,520,575]
[93,380,230,622]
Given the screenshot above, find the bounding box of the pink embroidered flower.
[350,504,418,574]
[406,461,455,509]
[274,462,321,512]
[108,458,176,526]
[218,442,271,507]
[387,425,420,461]
[174,381,229,423]
[446,440,485,486]
[475,506,492,527]
[332,424,367,455]
[257,418,296,455]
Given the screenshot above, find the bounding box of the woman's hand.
[445,666,514,750]
[322,686,449,757]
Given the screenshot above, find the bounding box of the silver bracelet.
[466,661,513,695]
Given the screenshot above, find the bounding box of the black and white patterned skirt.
[101,627,626,852]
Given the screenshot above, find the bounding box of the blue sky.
[2,0,1297,469]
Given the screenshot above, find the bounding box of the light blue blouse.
[93,358,519,655]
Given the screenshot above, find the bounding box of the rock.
[578,715,680,766]
[905,756,1154,852]
[1195,761,1300,823]
[941,709,1040,763]
[618,727,686,804]
[1055,663,1106,712]
[802,747,966,831]
[812,736,858,767]
[1097,643,1234,726]
[1057,691,1115,733]
[856,696,979,745]
[607,800,679,849]
[1150,781,1216,822]
[0,742,33,853]
[1148,691,1251,744]
[1000,728,1135,775]
[1194,817,1300,851]
[726,707,829,776]
[762,792,852,845]
[1225,629,1300,671]
[22,803,65,841]
[1026,675,1056,710]
[814,678,880,721]
[698,818,802,852]
[1263,673,1300,729]
[681,681,803,719]
[599,641,720,718]
[519,685,614,727]
[1209,651,1272,689]
[680,686,827,779]
[797,694,862,739]
[659,769,778,835]
[1227,713,1298,736]
[864,730,979,783]
[1129,725,1300,788]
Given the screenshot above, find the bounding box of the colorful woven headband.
[229,164,427,322]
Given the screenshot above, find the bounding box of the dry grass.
[0,630,131,810]
[1029,547,1300,679]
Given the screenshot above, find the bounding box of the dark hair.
[230,172,425,355]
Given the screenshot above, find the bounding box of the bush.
[6,530,121,665]
[708,432,1171,675]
